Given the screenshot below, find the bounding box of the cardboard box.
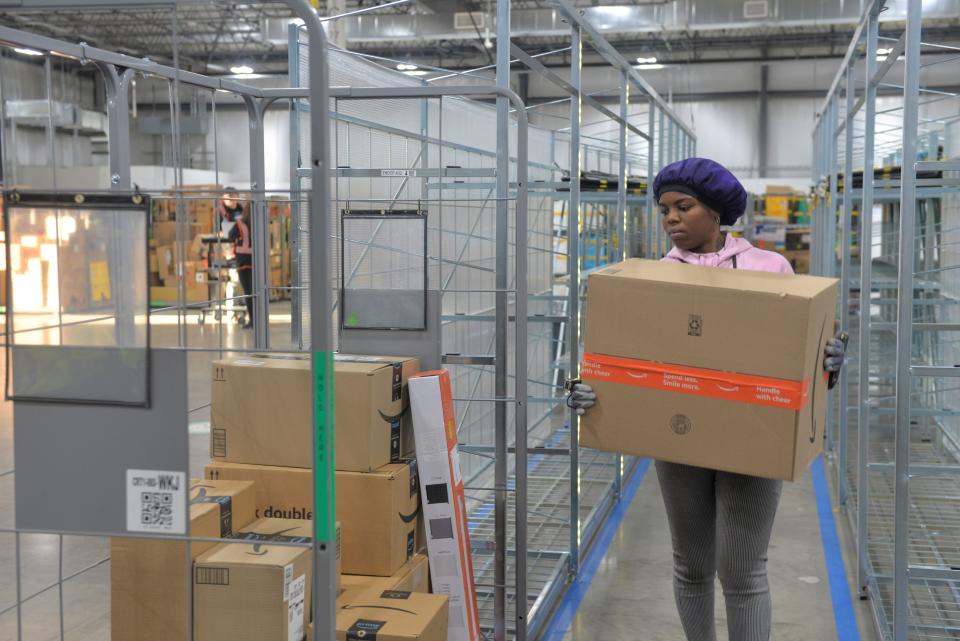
[150,285,208,305]
[157,242,202,281]
[205,459,419,577]
[205,461,314,521]
[336,589,449,641]
[342,553,430,595]
[339,461,420,576]
[210,353,420,471]
[580,259,838,481]
[111,479,256,641]
[194,518,316,641]
[409,371,482,641]
[783,250,811,275]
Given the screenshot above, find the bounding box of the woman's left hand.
[824,333,847,374]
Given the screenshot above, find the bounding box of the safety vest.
[234,219,252,255]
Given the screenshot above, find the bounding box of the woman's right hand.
[567,383,597,415]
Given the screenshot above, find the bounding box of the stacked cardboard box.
[193,517,335,641]
[111,479,257,641]
[201,352,437,638]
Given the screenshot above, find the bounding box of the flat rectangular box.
[580,259,838,481]
[204,460,419,577]
[193,518,320,641]
[111,479,256,641]
[210,353,419,471]
[342,553,430,595]
[409,371,482,641]
[336,589,449,641]
[150,285,208,305]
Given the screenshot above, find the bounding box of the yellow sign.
[89,261,112,303]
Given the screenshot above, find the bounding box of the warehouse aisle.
[553,460,879,641]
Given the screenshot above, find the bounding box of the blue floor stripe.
[812,456,861,641]
[539,458,651,641]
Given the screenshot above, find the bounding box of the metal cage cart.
[813,1,960,639]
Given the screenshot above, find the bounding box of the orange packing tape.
[581,352,810,410]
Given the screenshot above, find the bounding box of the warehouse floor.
[556,461,881,641]
[0,307,881,641]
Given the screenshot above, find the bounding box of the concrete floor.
[560,462,881,641]
[0,306,884,641]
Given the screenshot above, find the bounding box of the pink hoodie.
[662,235,794,274]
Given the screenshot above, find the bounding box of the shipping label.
[125,469,187,534]
[287,574,306,641]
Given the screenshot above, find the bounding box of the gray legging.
[655,461,783,641]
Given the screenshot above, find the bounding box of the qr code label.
[126,470,186,534]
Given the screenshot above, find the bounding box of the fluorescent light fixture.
[230,64,254,75]
[636,63,665,70]
[876,48,892,55]
[14,47,43,56]
[396,63,419,71]
[403,70,429,76]
[636,56,657,64]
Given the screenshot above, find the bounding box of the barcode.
[196,567,230,585]
[212,429,227,457]
[139,491,174,529]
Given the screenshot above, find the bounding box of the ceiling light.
[14,47,43,57]
[636,63,665,70]
[403,70,429,76]
[483,38,493,48]
[396,63,418,71]
[230,64,254,75]
[876,48,892,55]
[636,56,657,64]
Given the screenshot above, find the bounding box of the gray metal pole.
[617,72,628,263]
[657,108,665,257]
[276,2,336,640]
[613,71,628,499]
[647,102,655,259]
[758,64,769,177]
[838,63,855,508]
[892,1,922,638]
[857,4,879,599]
[494,0,511,636]
[244,97,271,349]
[97,64,136,348]
[825,96,839,452]
[44,54,56,189]
[288,23,302,349]
[567,22,582,577]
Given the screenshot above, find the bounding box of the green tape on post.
[312,350,336,541]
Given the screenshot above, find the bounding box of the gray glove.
[567,382,596,416]
[824,334,846,374]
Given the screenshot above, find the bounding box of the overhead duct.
[263,0,959,47]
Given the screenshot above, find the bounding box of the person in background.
[568,158,847,641]
[218,188,246,229]
[225,192,254,330]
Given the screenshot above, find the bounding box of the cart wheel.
[214,311,222,322]
[198,312,205,326]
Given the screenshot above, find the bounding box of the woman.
[228,202,254,329]
[569,158,846,641]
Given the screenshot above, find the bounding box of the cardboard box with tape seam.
[210,353,419,471]
[204,459,421,577]
[580,259,838,481]
[111,479,256,641]
[336,588,449,641]
[193,518,330,641]
[342,553,430,595]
